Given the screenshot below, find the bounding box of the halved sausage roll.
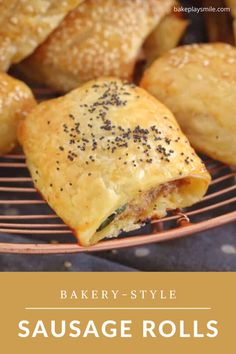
[18,78,210,246]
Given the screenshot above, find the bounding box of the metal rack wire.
[0,86,235,254]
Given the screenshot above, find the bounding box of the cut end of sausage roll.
[143,0,189,64]
[90,176,209,245]
[18,78,210,246]
[141,43,236,166]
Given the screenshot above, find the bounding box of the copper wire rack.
[0,86,235,254]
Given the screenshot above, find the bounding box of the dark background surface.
[0,0,235,271]
[0,222,235,271]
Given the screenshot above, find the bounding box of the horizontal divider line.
[25,307,212,310]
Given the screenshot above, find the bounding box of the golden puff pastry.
[0,0,83,71]
[226,0,236,16]
[226,0,236,43]
[18,0,174,92]
[141,43,236,166]
[0,72,36,155]
[144,1,188,64]
[19,78,210,246]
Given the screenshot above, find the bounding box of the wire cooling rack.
[0,86,235,254]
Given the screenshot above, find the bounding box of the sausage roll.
[17,0,174,92]
[226,0,236,43]
[0,0,83,71]
[0,72,36,155]
[141,43,236,166]
[143,1,188,64]
[19,78,210,246]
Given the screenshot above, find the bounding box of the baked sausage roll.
[19,78,210,246]
[0,0,83,71]
[143,1,188,64]
[17,0,174,92]
[226,0,236,43]
[141,43,236,166]
[0,72,36,155]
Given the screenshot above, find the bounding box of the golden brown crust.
[0,72,36,155]
[226,0,236,43]
[19,78,210,246]
[226,0,236,16]
[141,43,236,165]
[143,1,188,64]
[18,0,174,92]
[0,0,83,71]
